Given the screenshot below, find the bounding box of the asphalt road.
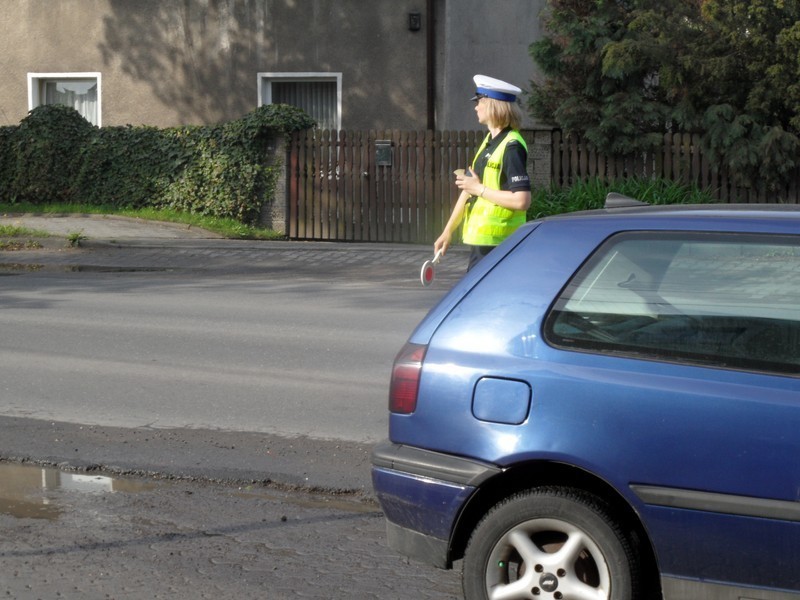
[0,214,468,490]
[0,269,430,443]
[0,215,468,599]
[1,461,463,600]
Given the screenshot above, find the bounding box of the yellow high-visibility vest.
[463,130,528,246]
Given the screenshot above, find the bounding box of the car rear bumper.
[371,440,501,568]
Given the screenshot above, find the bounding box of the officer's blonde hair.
[484,98,523,131]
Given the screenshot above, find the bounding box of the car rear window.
[545,231,800,376]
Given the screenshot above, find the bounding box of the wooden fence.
[286,128,799,242]
[551,130,800,204]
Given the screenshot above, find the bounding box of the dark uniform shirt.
[471,128,530,193]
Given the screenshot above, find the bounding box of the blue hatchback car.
[372,199,800,600]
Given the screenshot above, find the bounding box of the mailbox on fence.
[375,140,393,166]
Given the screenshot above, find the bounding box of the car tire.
[462,487,639,600]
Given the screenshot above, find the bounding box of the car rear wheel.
[463,487,639,600]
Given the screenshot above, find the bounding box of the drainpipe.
[426,0,435,130]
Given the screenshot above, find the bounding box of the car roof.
[543,201,800,223]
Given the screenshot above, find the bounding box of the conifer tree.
[529,0,800,190]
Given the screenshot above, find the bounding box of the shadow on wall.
[99,0,273,124]
[98,0,417,127]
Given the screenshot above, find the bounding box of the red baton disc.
[422,264,434,285]
[420,250,443,287]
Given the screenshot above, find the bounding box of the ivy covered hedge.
[0,104,315,224]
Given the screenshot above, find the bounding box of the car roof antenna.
[605,193,648,209]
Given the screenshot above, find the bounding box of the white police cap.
[472,74,521,102]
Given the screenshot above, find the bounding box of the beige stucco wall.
[0,0,429,128]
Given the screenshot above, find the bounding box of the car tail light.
[389,342,427,414]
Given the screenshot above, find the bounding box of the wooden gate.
[288,129,485,243]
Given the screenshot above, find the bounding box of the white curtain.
[44,80,98,125]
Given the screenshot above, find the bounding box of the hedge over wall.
[0,104,315,225]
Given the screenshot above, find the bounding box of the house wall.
[0,0,547,130]
[437,0,547,130]
[0,0,430,128]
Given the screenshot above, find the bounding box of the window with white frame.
[258,73,341,130]
[28,73,101,126]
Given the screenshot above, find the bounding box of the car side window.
[544,232,800,376]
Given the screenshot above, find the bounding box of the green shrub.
[0,126,15,198]
[75,125,181,208]
[0,103,315,224]
[8,105,95,204]
[158,105,313,223]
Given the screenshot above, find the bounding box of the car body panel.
[374,205,800,597]
[371,466,474,540]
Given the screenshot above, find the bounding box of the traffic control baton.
[420,249,444,287]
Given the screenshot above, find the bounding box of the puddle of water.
[1,464,377,523]
[0,463,156,521]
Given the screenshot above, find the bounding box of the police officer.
[434,74,531,270]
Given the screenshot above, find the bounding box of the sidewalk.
[0,213,468,284]
[0,213,222,240]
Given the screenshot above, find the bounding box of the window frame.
[543,230,800,377]
[27,72,102,126]
[257,72,342,130]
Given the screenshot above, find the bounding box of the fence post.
[261,134,287,234]
[528,128,553,191]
